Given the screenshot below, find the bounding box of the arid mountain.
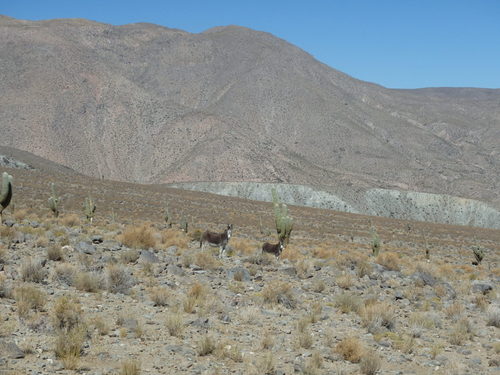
[1,15,499,207]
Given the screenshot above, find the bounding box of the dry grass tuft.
[261,331,274,350]
[14,284,46,318]
[149,286,170,307]
[194,252,222,270]
[197,335,216,356]
[360,302,396,334]
[336,272,354,289]
[160,228,189,249]
[52,295,83,331]
[360,350,382,375]
[334,292,362,314]
[54,324,86,370]
[74,271,103,293]
[20,257,47,283]
[120,224,157,249]
[106,264,134,294]
[261,281,296,308]
[119,360,141,375]
[188,282,207,300]
[445,302,464,322]
[120,249,140,264]
[165,312,184,337]
[486,306,500,328]
[61,214,81,227]
[254,352,275,375]
[334,337,364,363]
[47,244,64,261]
[53,263,77,285]
[280,244,304,261]
[231,237,258,256]
[376,252,400,271]
[449,318,474,345]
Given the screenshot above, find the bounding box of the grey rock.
[281,267,297,276]
[11,231,26,243]
[30,221,40,228]
[76,241,96,255]
[3,219,15,227]
[91,235,104,244]
[166,264,185,276]
[413,271,438,286]
[190,318,210,329]
[122,318,138,330]
[101,240,121,251]
[139,250,160,263]
[0,339,25,358]
[166,246,178,255]
[226,267,251,282]
[472,281,493,294]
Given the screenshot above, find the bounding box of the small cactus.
[371,227,381,257]
[164,204,172,228]
[179,217,188,233]
[48,182,60,217]
[0,172,13,224]
[472,246,484,266]
[83,195,96,223]
[271,188,293,246]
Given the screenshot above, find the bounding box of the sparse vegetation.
[334,337,364,363]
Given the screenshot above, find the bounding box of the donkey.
[200,224,233,258]
[262,238,285,258]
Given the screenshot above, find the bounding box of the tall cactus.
[83,195,96,223]
[370,227,381,257]
[0,172,13,224]
[271,188,293,246]
[48,182,60,217]
[472,246,484,266]
[164,203,172,228]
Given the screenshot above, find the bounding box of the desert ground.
[1,164,499,375]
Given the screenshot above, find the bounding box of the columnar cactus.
[472,246,484,265]
[48,182,60,217]
[371,227,381,257]
[0,172,13,224]
[271,188,293,246]
[83,196,96,223]
[164,204,172,228]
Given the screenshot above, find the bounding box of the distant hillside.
[0,15,499,209]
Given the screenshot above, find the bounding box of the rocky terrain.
[0,15,499,209]
[1,159,499,375]
[169,182,500,229]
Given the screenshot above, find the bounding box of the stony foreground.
[0,210,499,375]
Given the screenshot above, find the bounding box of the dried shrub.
[74,271,102,293]
[61,214,81,227]
[334,292,362,314]
[197,335,216,356]
[89,317,109,336]
[486,306,500,328]
[334,337,364,363]
[54,324,86,370]
[166,312,184,337]
[449,318,474,345]
[312,245,336,259]
[194,252,221,270]
[0,245,6,264]
[53,263,77,285]
[445,302,464,322]
[160,228,189,249]
[357,259,373,278]
[13,208,28,221]
[336,273,354,289]
[376,252,400,271]
[254,352,275,375]
[20,258,47,283]
[261,281,296,308]
[47,245,63,261]
[360,302,396,334]
[120,360,141,375]
[295,259,313,279]
[215,341,243,362]
[280,245,303,261]
[261,332,274,350]
[120,249,140,264]
[311,279,326,293]
[360,350,381,375]
[297,327,313,349]
[14,285,46,318]
[106,264,134,294]
[120,224,157,249]
[231,237,257,256]
[52,295,83,331]
[149,287,170,307]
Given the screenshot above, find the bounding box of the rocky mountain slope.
[0,15,499,208]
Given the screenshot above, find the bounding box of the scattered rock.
[0,340,25,359]
[76,241,96,255]
[91,235,104,244]
[140,250,160,264]
[226,267,251,282]
[472,281,493,294]
[3,219,15,227]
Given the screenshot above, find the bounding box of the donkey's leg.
[219,245,225,258]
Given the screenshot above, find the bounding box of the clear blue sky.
[2,0,499,88]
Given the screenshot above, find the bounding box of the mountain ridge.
[0,16,498,208]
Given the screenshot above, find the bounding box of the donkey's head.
[226,224,233,239]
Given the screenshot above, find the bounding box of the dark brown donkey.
[262,238,284,258]
[200,224,233,258]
